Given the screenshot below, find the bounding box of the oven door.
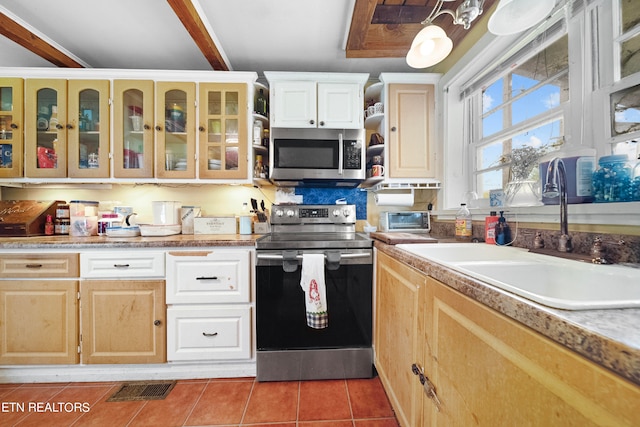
[255,248,373,381]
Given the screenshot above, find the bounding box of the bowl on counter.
[105,226,140,237]
[138,223,181,237]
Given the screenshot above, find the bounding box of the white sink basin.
[396,243,640,310]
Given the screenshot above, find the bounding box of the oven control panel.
[271,204,356,224]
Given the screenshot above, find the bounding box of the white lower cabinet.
[167,305,251,361]
[166,249,253,362]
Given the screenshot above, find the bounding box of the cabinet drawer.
[166,250,250,304]
[0,253,79,278]
[80,252,165,278]
[167,305,251,361]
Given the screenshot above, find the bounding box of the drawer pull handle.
[202,332,218,337]
[113,264,130,268]
[25,263,43,268]
[196,276,218,280]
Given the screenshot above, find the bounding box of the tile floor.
[0,376,399,426]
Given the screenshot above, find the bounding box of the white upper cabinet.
[266,72,368,129]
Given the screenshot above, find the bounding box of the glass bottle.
[455,203,472,241]
[256,89,267,116]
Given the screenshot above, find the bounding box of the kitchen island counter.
[375,241,640,387]
[0,234,261,249]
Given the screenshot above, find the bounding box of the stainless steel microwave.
[269,128,365,186]
[379,211,431,233]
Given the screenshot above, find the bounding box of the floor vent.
[107,381,176,402]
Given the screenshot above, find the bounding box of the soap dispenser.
[495,211,511,245]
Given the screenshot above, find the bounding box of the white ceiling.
[0,0,414,79]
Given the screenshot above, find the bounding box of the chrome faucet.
[543,157,573,252]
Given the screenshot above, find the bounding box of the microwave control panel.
[344,141,362,169]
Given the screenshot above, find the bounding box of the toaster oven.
[379,211,431,233]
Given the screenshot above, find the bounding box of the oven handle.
[256,252,369,260]
[338,132,344,175]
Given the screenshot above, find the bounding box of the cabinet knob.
[10,123,18,129]
[199,126,205,132]
[57,124,65,130]
[153,320,162,326]
[391,126,397,132]
[319,121,325,126]
[309,120,315,125]
[143,124,151,130]
[155,125,162,131]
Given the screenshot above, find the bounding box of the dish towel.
[300,253,328,329]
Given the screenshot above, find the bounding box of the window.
[473,35,569,198]
[617,0,640,79]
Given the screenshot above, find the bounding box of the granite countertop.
[375,241,640,387]
[0,234,261,249]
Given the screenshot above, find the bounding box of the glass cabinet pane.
[0,78,23,178]
[36,88,60,170]
[163,90,188,172]
[123,88,145,169]
[78,89,100,169]
[0,86,15,170]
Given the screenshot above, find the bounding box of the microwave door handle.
[338,133,344,175]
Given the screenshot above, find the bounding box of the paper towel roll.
[374,192,414,206]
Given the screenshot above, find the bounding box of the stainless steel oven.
[255,204,373,381]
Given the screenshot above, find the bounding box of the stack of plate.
[174,159,187,171]
[208,159,221,170]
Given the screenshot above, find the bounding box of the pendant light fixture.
[406,0,485,68]
[488,0,556,35]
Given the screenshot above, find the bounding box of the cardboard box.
[194,216,236,234]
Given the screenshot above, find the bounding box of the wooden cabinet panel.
[423,277,640,427]
[167,305,251,361]
[375,251,427,427]
[0,253,79,278]
[317,82,363,129]
[271,80,317,128]
[0,280,79,364]
[80,280,166,364]
[387,83,435,179]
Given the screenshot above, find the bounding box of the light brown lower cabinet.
[80,280,166,364]
[0,280,79,365]
[375,251,640,427]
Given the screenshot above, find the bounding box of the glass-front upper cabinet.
[67,80,110,178]
[156,82,195,179]
[113,80,154,178]
[198,83,247,179]
[25,79,68,178]
[0,78,23,178]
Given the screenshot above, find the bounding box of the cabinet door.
[0,280,79,364]
[67,80,110,178]
[25,79,68,178]
[113,80,155,178]
[80,280,166,364]
[0,78,24,178]
[375,251,427,427]
[155,81,196,178]
[271,81,317,128]
[198,83,248,179]
[423,277,640,427]
[318,82,362,129]
[387,84,435,179]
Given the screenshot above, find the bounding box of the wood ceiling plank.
[0,12,84,68]
[166,0,228,71]
[346,0,379,51]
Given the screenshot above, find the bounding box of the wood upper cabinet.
[25,79,110,178]
[423,276,640,427]
[155,81,196,179]
[375,251,427,427]
[0,78,24,178]
[0,279,79,365]
[198,83,248,179]
[387,83,435,179]
[80,279,166,364]
[269,78,364,129]
[113,80,155,178]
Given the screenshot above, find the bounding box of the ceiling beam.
[166,0,228,71]
[0,12,84,68]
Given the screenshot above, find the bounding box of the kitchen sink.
[396,243,640,310]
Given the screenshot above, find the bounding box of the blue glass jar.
[592,155,632,202]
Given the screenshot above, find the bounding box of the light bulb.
[419,39,436,56]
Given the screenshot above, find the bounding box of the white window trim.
[437,0,640,226]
